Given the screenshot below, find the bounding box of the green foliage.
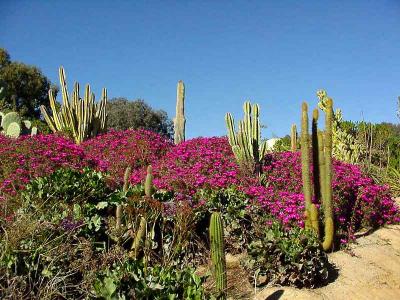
[272,135,291,152]
[93,259,205,300]
[242,222,330,288]
[197,187,262,253]
[1,167,207,298]
[107,98,173,138]
[0,48,58,119]
[20,168,113,237]
[317,90,364,164]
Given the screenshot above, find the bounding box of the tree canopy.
[0,48,57,118]
[107,98,173,138]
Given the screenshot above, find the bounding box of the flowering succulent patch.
[82,129,173,187]
[261,151,400,235]
[0,131,398,242]
[0,134,88,196]
[133,137,245,195]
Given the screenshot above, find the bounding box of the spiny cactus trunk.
[322,98,334,251]
[225,101,267,176]
[301,102,313,229]
[144,165,153,197]
[40,66,108,144]
[209,212,227,300]
[301,97,335,251]
[174,80,185,144]
[291,124,297,152]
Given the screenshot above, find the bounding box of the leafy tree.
[107,97,173,138]
[0,48,57,118]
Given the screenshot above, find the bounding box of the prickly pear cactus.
[2,112,21,131]
[209,212,227,299]
[6,122,21,138]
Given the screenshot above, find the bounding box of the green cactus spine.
[173,80,185,144]
[322,98,334,251]
[291,124,297,152]
[40,66,108,144]
[225,101,267,176]
[209,212,227,300]
[301,102,313,229]
[144,165,153,197]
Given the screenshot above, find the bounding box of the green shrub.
[242,221,330,288]
[93,259,205,300]
[196,187,268,254]
[1,168,207,299]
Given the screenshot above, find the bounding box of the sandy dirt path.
[255,224,400,300]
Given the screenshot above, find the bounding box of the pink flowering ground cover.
[130,137,250,195]
[0,134,89,196]
[261,151,400,238]
[0,131,398,239]
[128,136,399,236]
[82,129,173,187]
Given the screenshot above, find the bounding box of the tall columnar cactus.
[300,98,335,251]
[144,165,153,197]
[397,96,400,120]
[301,103,313,229]
[321,98,334,251]
[225,101,267,176]
[311,109,321,203]
[173,80,185,144]
[291,124,297,152]
[40,66,108,144]
[209,212,227,300]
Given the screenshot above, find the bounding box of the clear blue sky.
[1,1,399,139]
